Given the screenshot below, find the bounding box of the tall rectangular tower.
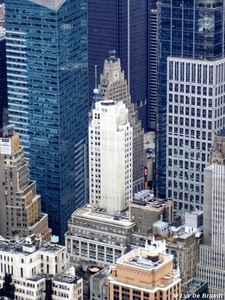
[148,1,157,130]
[0,30,7,129]
[166,58,225,212]
[98,52,144,192]
[5,0,88,242]
[156,0,225,204]
[197,164,225,296]
[89,100,133,214]
[88,0,149,130]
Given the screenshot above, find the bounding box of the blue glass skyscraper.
[0,32,7,129]
[88,0,149,130]
[5,0,88,243]
[155,0,225,199]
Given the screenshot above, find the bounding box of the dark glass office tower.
[88,0,149,130]
[155,0,224,198]
[0,33,7,129]
[5,0,88,243]
[148,0,158,130]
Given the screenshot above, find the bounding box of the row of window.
[169,190,203,204]
[168,138,211,154]
[168,127,212,142]
[173,201,201,212]
[169,93,225,108]
[168,180,203,193]
[169,60,225,85]
[169,83,214,95]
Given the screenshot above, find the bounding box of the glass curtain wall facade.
[0,34,7,129]
[88,0,148,130]
[155,0,225,199]
[5,0,88,243]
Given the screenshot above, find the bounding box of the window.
[133,290,141,295]
[175,84,178,92]
[185,107,189,115]
[203,87,207,95]
[180,95,184,104]
[180,107,184,115]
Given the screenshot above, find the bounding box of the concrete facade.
[98,53,144,193]
[166,57,225,212]
[0,235,83,300]
[65,205,135,267]
[130,199,173,235]
[167,233,202,283]
[197,164,225,296]
[89,100,133,213]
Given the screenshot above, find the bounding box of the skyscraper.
[89,100,133,213]
[98,51,144,192]
[167,57,225,212]
[196,163,225,296]
[88,0,149,130]
[0,125,51,241]
[0,29,7,129]
[156,0,225,205]
[5,0,88,242]
[148,0,158,130]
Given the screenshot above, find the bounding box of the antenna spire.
[93,65,99,109]
[94,65,97,89]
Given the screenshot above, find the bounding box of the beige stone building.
[98,51,144,192]
[0,128,51,241]
[108,247,181,300]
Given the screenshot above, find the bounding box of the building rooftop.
[182,278,208,295]
[117,247,172,271]
[28,267,79,284]
[177,232,194,240]
[100,100,115,106]
[54,267,78,284]
[130,198,171,212]
[0,235,63,256]
[28,0,66,11]
[144,132,155,150]
[28,274,49,282]
[185,210,203,216]
[71,205,134,227]
[153,220,168,228]
[91,266,113,280]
